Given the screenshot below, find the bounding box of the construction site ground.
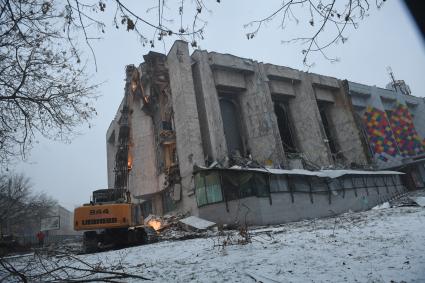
[1,191,425,282]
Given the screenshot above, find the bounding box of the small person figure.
[36,231,45,247]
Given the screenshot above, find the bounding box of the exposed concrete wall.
[208,52,255,73]
[213,69,246,91]
[191,52,287,167]
[128,97,160,196]
[191,50,228,162]
[198,175,405,225]
[288,72,332,166]
[106,120,117,188]
[394,94,425,140]
[167,41,205,215]
[106,97,126,189]
[410,99,425,139]
[314,81,369,165]
[238,62,286,166]
[105,73,160,199]
[191,50,357,169]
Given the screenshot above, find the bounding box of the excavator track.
[82,226,158,254]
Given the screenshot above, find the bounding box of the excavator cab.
[91,189,129,204]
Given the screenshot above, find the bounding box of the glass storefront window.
[195,172,223,206]
[195,170,271,207]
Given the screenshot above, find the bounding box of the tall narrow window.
[274,101,297,153]
[317,101,338,155]
[219,98,244,156]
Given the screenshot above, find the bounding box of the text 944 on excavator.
[74,189,157,253]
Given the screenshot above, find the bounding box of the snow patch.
[372,202,390,210]
[201,165,404,179]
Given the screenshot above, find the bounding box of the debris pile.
[144,214,164,231]
[389,190,425,207]
[144,214,218,241]
[371,190,425,209]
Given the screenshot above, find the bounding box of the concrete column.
[289,72,332,166]
[106,120,117,188]
[167,41,205,214]
[258,63,287,167]
[191,50,228,162]
[412,101,425,139]
[236,62,286,166]
[129,97,159,196]
[329,82,369,165]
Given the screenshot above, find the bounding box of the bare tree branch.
[244,0,385,66]
[0,0,98,166]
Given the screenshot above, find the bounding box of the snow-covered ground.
[2,198,425,282]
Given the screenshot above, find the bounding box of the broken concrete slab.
[409,197,425,207]
[390,195,420,208]
[179,216,216,231]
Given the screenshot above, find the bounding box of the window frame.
[218,95,246,157]
[195,170,271,208]
[195,171,224,207]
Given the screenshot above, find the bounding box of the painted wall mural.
[362,105,425,165]
[363,106,399,162]
[387,104,425,157]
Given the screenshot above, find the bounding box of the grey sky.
[14,0,425,211]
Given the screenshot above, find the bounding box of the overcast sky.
[14,0,425,211]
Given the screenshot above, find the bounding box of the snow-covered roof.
[196,166,403,179]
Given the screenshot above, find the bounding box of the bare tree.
[0,0,385,165]
[64,0,384,65]
[0,0,98,166]
[244,0,385,66]
[63,0,211,51]
[0,173,56,235]
[0,0,213,165]
[0,250,150,282]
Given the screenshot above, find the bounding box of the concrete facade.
[106,41,407,223]
[190,49,368,170]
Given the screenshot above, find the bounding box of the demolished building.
[106,41,419,225]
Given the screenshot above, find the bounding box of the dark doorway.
[219,98,244,156]
[274,101,297,153]
[317,101,338,156]
[400,165,425,190]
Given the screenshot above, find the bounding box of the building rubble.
[144,214,218,242]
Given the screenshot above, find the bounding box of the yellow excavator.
[74,188,157,253]
[74,87,156,253]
